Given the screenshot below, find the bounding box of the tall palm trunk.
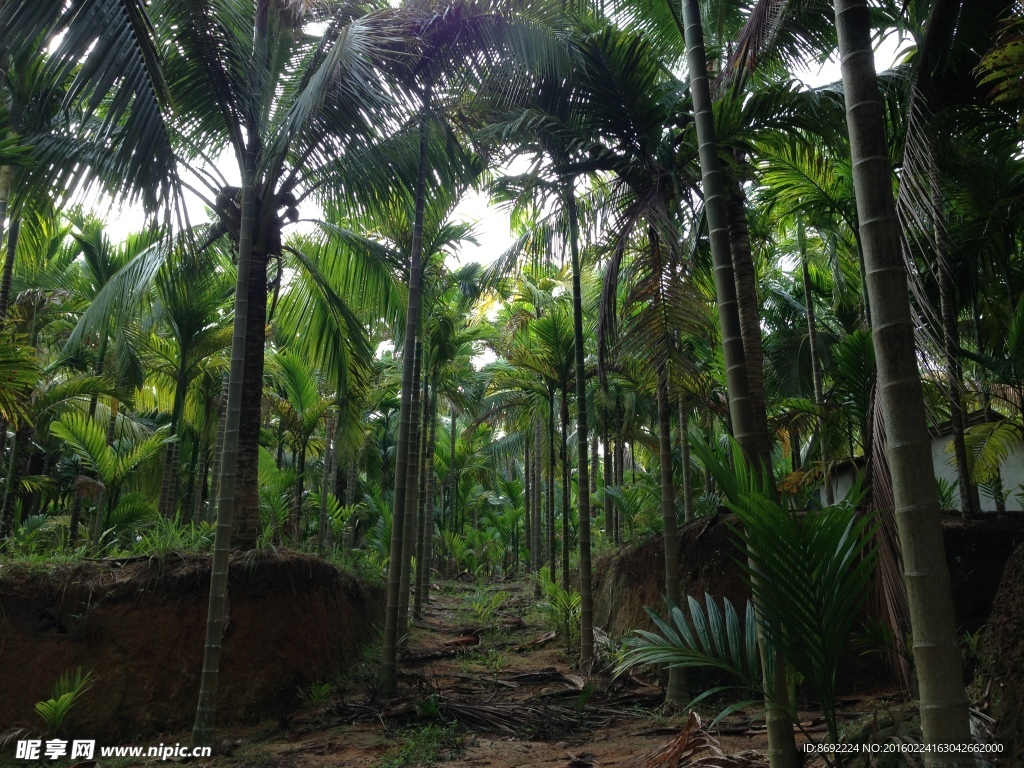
[678,396,695,523]
[318,412,335,555]
[559,389,570,592]
[680,2,796,765]
[533,414,543,595]
[565,185,593,663]
[799,220,832,505]
[159,367,190,518]
[192,156,256,746]
[381,95,430,695]
[602,416,612,533]
[658,369,688,704]
[726,179,773,465]
[398,340,424,633]
[192,395,213,525]
[614,396,624,543]
[834,0,971,759]
[547,390,556,581]
[207,381,228,525]
[0,217,20,320]
[416,378,438,614]
[232,242,269,547]
[0,93,21,320]
[524,437,533,573]
[291,441,308,545]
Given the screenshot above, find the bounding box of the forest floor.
[130,578,911,768]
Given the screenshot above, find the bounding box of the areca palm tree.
[832,0,973,757]
[49,412,169,548]
[265,350,334,544]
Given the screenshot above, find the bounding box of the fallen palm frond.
[613,712,767,768]
[441,700,591,736]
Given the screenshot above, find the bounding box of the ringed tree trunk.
[398,340,424,633]
[726,175,773,467]
[416,375,438,613]
[192,392,215,525]
[658,369,688,705]
[381,94,430,696]
[559,388,570,592]
[679,1,796,765]
[291,439,308,545]
[547,390,556,582]
[679,395,695,523]
[565,184,594,664]
[317,411,335,555]
[524,436,533,574]
[231,242,270,548]
[0,217,20,320]
[533,413,543,596]
[159,366,191,519]
[834,0,972,759]
[192,156,257,747]
[207,380,229,525]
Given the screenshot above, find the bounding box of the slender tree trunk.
[680,2,796,764]
[727,178,773,466]
[193,394,214,525]
[565,185,594,663]
[679,396,695,523]
[800,220,832,505]
[416,379,437,614]
[614,398,624,544]
[318,412,335,556]
[192,150,257,746]
[159,368,189,519]
[547,391,556,581]
[0,426,26,538]
[0,216,20,320]
[343,458,357,550]
[659,370,688,704]
[232,242,269,547]
[602,408,612,535]
[207,381,228,525]
[834,1,972,759]
[398,341,424,634]
[559,389,570,592]
[381,94,430,695]
[524,437,533,573]
[533,415,543,595]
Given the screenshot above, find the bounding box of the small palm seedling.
[302,680,332,707]
[538,579,581,655]
[470,590,507,627]
[35,668,93,737]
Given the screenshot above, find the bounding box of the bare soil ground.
[153,579,899,768]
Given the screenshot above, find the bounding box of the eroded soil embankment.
[0,552,383,741]
[593,512,1024,692]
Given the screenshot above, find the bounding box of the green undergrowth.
[374,723,464,768]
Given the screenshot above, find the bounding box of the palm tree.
[832,0,972,757]
[265,350,335,544]
[49,413,169,548]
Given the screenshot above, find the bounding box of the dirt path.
[166,579,867,768]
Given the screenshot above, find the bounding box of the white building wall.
[819,438,1024,512]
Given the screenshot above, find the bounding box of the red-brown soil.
[0,551,382,741]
